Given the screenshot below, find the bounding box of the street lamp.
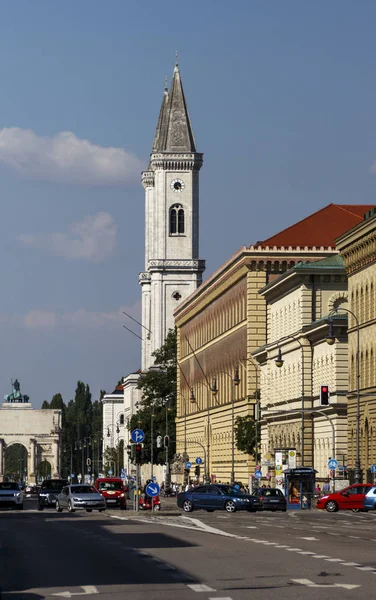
[190,380,217,483]
[63,444,73,482]
[237,357,261,466]
[274,337,305,466]
[326,307,361,483]
[211,369,240,484]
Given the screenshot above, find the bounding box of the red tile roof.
[258,204,374,249]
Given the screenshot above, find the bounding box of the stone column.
[53,439,59,477]
[0,439,4,480]
[29,439,36,482]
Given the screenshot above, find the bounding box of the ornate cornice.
[139,272,151,285]
[141,170,155,189]
[147,259,206,273]
[341,230,376,275]
[149,152,203,172]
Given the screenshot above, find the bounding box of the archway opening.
[37,460,52,482]
[4,443,28,483]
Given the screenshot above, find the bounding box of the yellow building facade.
[174,245,336,484]
[336,208,376,481]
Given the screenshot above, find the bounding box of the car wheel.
[86,509,93,513]
[325,500,338,513]
[68,500,75,513]
[351,508,361,513]
[182,500,193,512]
[153,504,161,511]
[225,500,236,513]
[56,501,63,513]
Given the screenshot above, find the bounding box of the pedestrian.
[315,484,321,498]
[322,480,330,494]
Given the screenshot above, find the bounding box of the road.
[1,498,376,599]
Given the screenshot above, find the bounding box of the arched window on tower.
[170,204,185,236]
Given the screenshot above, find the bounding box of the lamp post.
[189,381,217,483]
[237,357,261,466]
[326,307,361,483]
[274,337,305,466]
[63,444,73,483]
[211,369,240,484]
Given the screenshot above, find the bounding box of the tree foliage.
[129,329,177,464]
[234,415,260,458]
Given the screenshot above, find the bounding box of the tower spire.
[151,59,196,153]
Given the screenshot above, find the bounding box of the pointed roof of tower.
[151,60,196,153]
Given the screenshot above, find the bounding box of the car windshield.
[71,486,97,494]
[0,482,19,490]
[97,481,123,491]
[256,489,284,497]
[42,480,68,490]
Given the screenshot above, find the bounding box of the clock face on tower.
[171,178,185,192]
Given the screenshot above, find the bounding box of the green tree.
[129,329,177,464]
[234,415,260,458]
[41,400,50,409]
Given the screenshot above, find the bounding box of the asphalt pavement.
[1,497,376,599]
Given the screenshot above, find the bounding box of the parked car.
[316,483,374,512]
[363,486,376,511]
[252,487,287,512]
[38,479,68,511]
[56,484,106,513]
[25,484,38,498]
[177,484,262,513]
[95,477,126,509]
[0,481,23,510]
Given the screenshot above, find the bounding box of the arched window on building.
[169,204,185,235]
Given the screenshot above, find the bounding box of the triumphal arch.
[0,380,62,482]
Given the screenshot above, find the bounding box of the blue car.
[177,484,262,513]
[363,486,376,510]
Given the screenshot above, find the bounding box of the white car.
[0,482,23,509]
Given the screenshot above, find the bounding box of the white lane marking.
[286,548,302,552]
[291,579,360,590]
[188,584,216,592]
[52,586,99,597]
[246,526,257,529]
[356,566,376,571]
[348,535,360,539]
[312,555,330,559]
[325,558,344,562]
[298,537,319,541]
[342,562,361,566]
[327,532,340,536]
[275,545,290,548]
[209,598,233,600]
[298,551,316,555]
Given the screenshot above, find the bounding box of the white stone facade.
[0,402,62,482]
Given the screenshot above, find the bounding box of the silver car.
[56,484,106,513]
[0,481,23,509]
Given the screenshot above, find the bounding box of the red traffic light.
[136,444,142,451]
[322,386,328,393]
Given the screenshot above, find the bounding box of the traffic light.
[320,385,330,406]
[135,443,143,464]
[164,435,169,448]
[126,445,132,458]
[156,435,162,448]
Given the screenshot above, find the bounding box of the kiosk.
[284,467,317,510]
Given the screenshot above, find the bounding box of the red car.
[95,477,126,509]
[316,483,374,513]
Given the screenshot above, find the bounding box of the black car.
[38,479,68,511]
[177,484,262,513]
[252,487,287,512]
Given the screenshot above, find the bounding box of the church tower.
[140,60,205,370]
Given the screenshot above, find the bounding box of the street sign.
[121,468,127,478]
[185,461,192,469]
[108,469,113,475]
[254,470,262,479]
[71,473,75,479]
[131,428,145,443]
[371,465,376,474]
[195,457,203,465]
[145,482,160,497]
[328,459,339,470]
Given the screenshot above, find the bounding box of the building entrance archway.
[0,380,62,483]
[4,443,28,482]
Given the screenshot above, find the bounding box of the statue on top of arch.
[4,379,30,403]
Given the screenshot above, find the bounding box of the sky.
[1,0,376,407]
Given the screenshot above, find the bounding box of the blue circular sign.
[108,469,113,475]
[328,459,338,470]
[131,428,145,443]
[195,457,203,465]
[185,462,192,469]
[254,470,262,479]
[145,482,160,498]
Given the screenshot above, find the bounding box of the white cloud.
[18,212,117,261]
[0,127,145,185]
[24,310,57,329]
